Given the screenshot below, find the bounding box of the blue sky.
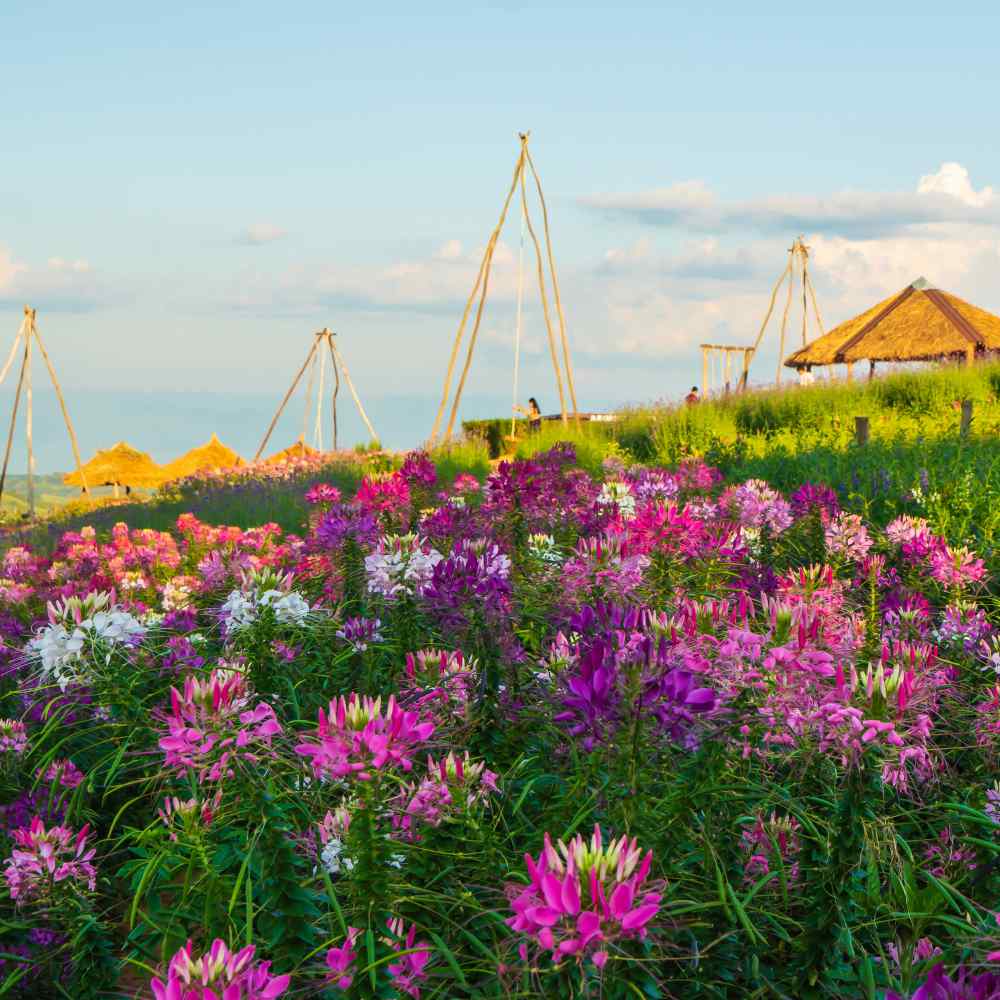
[3,2,1000,467]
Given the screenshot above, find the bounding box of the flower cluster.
[150,939,290,1000]
[158,670,282,781]
[3,817,97,903]
[507,825,662,968]
[295,694,435,781]
[26,591,145,691]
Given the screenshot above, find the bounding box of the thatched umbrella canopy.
[160,434,244,483]
[63,442,165,489]
[785,278,1000,369]
[264,440,322,464]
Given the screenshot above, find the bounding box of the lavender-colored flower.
[336,616,384,653]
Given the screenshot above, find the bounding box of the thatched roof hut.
[64,442,165,489]
[264,440,322,464]
[160,434,244,483]
[785,278,1000,370]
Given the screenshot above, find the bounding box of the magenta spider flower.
[3,817,97,903]
[392,752,499,840]
[929,544,987,589]
[150,938,290,1000]
[305,483,342,505]
[886,963,1000,999]
[295,693,435,782]
[325,926,361,990]
[385,918,433,998]
[158,670,283,782]
[506,825,662,969]
[0,718,27,755]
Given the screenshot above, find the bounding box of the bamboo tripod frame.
[758,237,824,387]
[428,132,578,446]
[254,328,377,461]
[698,239,824,396]
[0,307,89,517]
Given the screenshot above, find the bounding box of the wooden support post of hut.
[960,399,973,436]
[854,416,869,446]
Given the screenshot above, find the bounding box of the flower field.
[2,442,1000,998]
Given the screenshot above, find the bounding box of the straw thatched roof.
[63,442,165,489]
[264,440,322,464]
[785,278,1000,369]
[160,434,244,483]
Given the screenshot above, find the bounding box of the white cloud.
[917,162,994,208]
[582,163,1000,238]
[0,246,105,311]
[239,223,288,246]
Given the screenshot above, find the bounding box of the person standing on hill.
[514,397,543,431]
[685,386,700,405]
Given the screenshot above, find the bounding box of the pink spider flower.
[392,752,499,840]
[325,926,361,990]
[506,825,662,969]
[824,512,873,562]
[158,793,221,842]
[929,544,987,589]
[295,693,435,782]
[3,817,97,903]
[0,718,27,755]
[305,483,342,506]
[150,938,290,1000]
[385,919,433,998]
[740,812,802,884]
[158,670,283,782]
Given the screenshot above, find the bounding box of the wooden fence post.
[960,399,973,437]
[854,416,869,446]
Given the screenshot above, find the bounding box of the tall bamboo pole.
[516,157,567,428]
[24,329,34,517]
[31,315,89,496]
[430,148,525,445]
[330,336,378,444]
[0,336,30,508]
[525,140,578,416]
[0,319,26,386]
[327,334,340,451]
[254,339,320,460]
[775,248,796,386]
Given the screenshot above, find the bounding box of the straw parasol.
[63,442,165,489]
[785,278,1000,370]
[160,434,244,482]
[264,439,322,464]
